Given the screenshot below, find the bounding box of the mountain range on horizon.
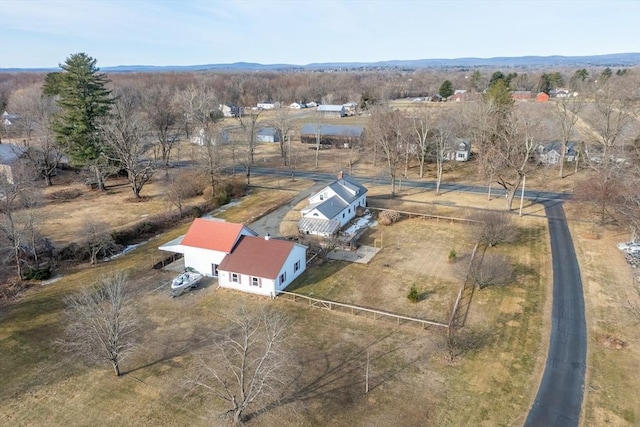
[2,52,639,73]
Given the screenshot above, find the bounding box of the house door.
[212,264,219,277]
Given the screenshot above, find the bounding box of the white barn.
[298,172,367,236]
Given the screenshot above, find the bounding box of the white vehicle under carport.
[171,267,203,297]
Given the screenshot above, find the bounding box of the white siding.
[218,244,307,297]
[219,272,276,297]
[183,247,228,276]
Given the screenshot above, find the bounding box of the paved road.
[249,168,586,426]
[524,202,587,427]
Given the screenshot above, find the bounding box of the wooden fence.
[278,290,449,330]
[367,207,482,225]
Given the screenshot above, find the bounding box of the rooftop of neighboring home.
[218,235,301,279]
[0,143,26,165]
[317,104,345,112]
[300,124,364,137]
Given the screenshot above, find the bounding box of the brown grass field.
[0,132,638,425]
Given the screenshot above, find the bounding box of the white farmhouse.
[298,172,367,236]
[159,218,307,297]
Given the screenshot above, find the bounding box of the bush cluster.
[378,210,400,226]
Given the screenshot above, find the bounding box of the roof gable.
[219,236,301,279]
[181,219,256,253]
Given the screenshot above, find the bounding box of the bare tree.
[236,109,261,186]
[367,108,409,197]
[81,220,115,264]
[462,252,514,289]
[578,80,634,224]
[433,111,457,195]
[477,106,540,210]
[145,85,183,167]
[10,85,63,186]
[470,210,518,247]
[162,170,204,217]
[284,132,301,180]
[101,88,154,198]
[269,108,294,161]
[411,107,435,178]
[0,172,29,279]
[190,307,291,425]
[56,271,137,376]
[554,95,582,178]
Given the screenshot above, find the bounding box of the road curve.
[524,201,586,426]
[248,168,587,425]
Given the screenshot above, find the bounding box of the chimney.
[337,170,343,180]
[265,233,270,241]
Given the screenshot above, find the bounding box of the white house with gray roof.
[298,172,367,236]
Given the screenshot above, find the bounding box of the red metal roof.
[181,219,248,253]
[219,236,297,279]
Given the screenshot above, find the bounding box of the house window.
[294,260,300,272]
[342,213,345,218]
[231,273,239,283]
[251,277,260,287]
[348,208,351,213]
[279,272,286,284]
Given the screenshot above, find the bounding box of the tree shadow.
[243,331,424,423]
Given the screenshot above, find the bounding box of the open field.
[1,177,553,426]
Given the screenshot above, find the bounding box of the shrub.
[378,210,400,226]
[24,264,52,281]
[470,211,518,247]
[407,285,420,303]
[448,249,457,263]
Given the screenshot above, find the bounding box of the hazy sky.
[1,0,639,68]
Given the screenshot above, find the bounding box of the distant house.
[298,172,367,237]
[2,111,17,126]
[191,128,230,145]
[256,127,281,143]
[512,91,532,100]
[317,104,345,118]
[0,143,27,184]
[551,88,574,98]
[299,123,364,148]
[535,142,577,165]
[306,101,318,108]
[289,102,306,109]
[219,104,241,118]
[447,139,472,162]
[159,218,306,297]
[536,92,550,102]
[342,102,358,116]
[257,101,280,110]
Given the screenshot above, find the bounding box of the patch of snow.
[344,213,374,236]
[42,276,63,286]
[108,243,141,261]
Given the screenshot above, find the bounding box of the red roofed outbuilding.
[159,218,307,297]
